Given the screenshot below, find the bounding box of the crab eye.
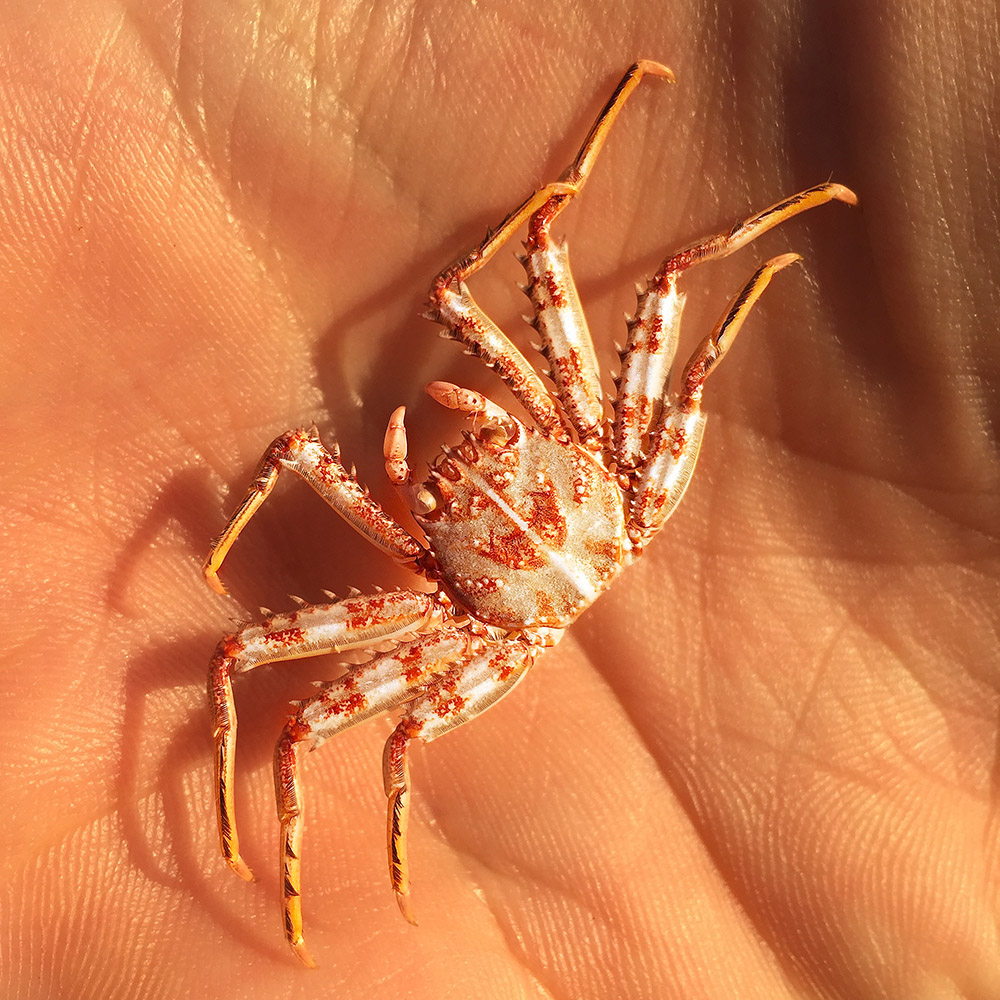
[414,488,438,515]
[478,423,511,448]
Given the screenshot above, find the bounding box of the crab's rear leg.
[274,629,474,965]
[382,639,540,923]
[613,183,858,470]
[627,253,802,546]
[210,591,448,884]
[203,428,422,595]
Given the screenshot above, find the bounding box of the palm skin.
[1,1,997,998]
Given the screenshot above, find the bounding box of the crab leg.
[382,640,538,923]
[613,182,858,469]
[432,60,674,289]
[628,254,801,546]
[425,61,673,437]
[209,591,447,884]
[424,281,564,435]
[520,200,604,444]
[203,428,422,595]
[274,629,473,966]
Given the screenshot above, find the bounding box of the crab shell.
[414,418,627,629]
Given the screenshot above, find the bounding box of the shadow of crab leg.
[203,428,423,595]
[627,253,802,547]
[613,183,858,470]
[209,592,448,884]
[273,630,473,967]
[382,639,539,924]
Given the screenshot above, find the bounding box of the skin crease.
[0,0,997,997]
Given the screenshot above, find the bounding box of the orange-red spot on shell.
[544,271,566,309]
[329,691,367,717]
[267,628,305,646]
[434,694,467,718]
[526,480,567,547]
[669,427,688,460]
[484,529,545,571]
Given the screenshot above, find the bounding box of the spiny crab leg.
[274,629,474,966]
[509,63,682,446]
[614,183,858,470]
[209,592,448,885]
[628,253,802,545]
[432,59,674,290]
[203,428,422,595]
[423,283,564,435]
[424,61,673,440]
[382,639,538,925]
[520,200,605,446]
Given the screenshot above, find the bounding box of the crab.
[202,59,856,966]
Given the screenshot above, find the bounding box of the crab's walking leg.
[613,183,857,469]
[204,428,422,594]
[424,280,564,434]
[210,592,448,883]
[628,254,801,546]
[425,61,673,436]
[382,639,540,923]
[519,199,604,444]
[432,60,674,288]
[274,630,473,965]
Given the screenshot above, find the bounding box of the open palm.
[2,2,997,999]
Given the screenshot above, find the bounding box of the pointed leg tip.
[290,937,318,968]
[226,855,255,882]
[830,183,859,206]
[770,252,803,271]
[203,566,228,596]
[636,59,675,83]
[396,891,418,926]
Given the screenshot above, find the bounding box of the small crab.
[203,60,855,966]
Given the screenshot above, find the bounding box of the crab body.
[201,60,855,966]
[417,418,627,630]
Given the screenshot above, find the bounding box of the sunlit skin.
[1,2,997,998]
